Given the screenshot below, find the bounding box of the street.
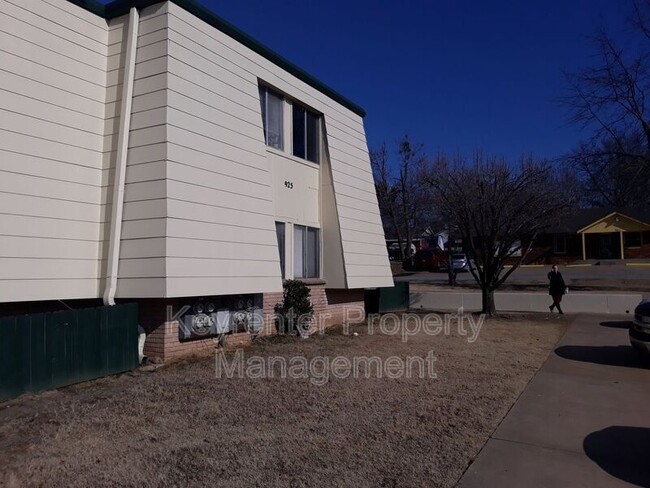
[395,264,650,287]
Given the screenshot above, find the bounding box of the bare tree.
[564,134,648,207]
[561,0,650,206]
[426,154,573,316]
[371,136,431,261]
[371,143,403,254]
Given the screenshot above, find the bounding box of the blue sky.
[103,0,633,162]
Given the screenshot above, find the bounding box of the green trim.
[67,0,366,117]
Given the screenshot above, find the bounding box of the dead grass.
[0,314,568,487]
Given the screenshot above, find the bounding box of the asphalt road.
[394,264,650,285]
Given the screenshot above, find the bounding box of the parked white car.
[630,300,650,354]
[440,254,469,272]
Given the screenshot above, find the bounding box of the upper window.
[259,86,283,150]
[292,104,320,163]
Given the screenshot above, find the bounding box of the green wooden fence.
[365,282,410,314]
[0,303,139,402]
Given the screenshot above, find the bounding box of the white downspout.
[103,7,140,306]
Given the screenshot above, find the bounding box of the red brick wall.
[624,231,650,259]
[139,298,216,361]
[261,283,365,334]
[624,243,650,258]
[142,284,366,362]
[503,235,582,265]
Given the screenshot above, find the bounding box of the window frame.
[259,85,284,151]
[293,224,320,279]
[275,222,286,279]
[258,82,322,165]
[624,232,642,249]
[292,102,320,164]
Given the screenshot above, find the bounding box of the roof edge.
[68,0,366,117]
[577,211,650,233]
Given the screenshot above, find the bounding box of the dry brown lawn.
[0,313,568,487]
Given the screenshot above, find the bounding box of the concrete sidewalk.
[458,314,650,488]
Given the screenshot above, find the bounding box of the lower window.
[625,232,642,248]
[294,225,319,278]
[275,222,286,279]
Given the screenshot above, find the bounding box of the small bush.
[274,280,314,335]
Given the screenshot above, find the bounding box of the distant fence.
[0,303,139,402]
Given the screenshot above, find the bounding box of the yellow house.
[577,211,650,261]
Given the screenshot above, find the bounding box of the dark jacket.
[548,270,566,296]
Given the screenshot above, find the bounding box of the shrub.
[274,280,314,335]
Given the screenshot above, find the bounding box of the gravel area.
[0,313,568,487]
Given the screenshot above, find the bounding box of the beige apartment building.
[0,0,393,359]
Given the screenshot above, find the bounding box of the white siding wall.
[164,5,283,297]
[110,4,170,298]
[269,151,319,228]
[321,146,347,288]
[166,2,392,290]
[327,126,393,288]
[0,0,109,301]
[0,0,391,303]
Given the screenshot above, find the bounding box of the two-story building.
[0,0,393,360]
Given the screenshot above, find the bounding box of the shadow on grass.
[584,426,650,487]
[555,345,650,369]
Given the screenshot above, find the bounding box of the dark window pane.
[275,222,285,278]
[292,105,306,159]
[306,110,319,163]
[625,232,642,248]
[306,227,319,278]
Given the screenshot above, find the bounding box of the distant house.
[520,208,650,264]
[385,239,420,261]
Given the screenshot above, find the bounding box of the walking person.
[548,264,567,314]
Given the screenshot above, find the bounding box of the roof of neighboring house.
[547,207,650,234]
[67,0,367,117]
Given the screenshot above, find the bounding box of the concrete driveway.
[458,314,650,487]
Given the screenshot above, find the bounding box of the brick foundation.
[141,283,366,362]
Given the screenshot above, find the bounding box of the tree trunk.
[448,269,457,287]
[405,228,413,259]
[396,235,405,261]
[482,288,496,316]
[447,253,457,286]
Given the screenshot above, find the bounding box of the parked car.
[402,249,446,272]
[629,300,650,354]
[440,253,469,272]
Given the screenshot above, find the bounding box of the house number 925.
[284,180,294,189]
